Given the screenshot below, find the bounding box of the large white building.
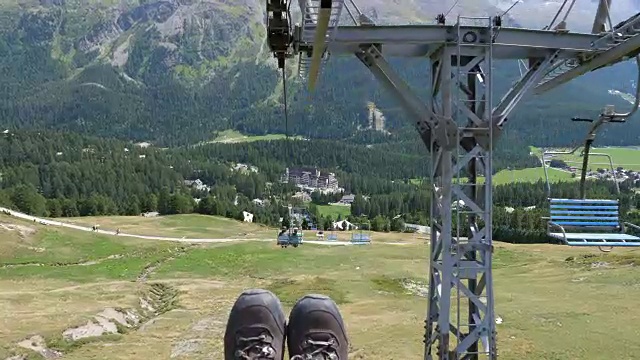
[281,167,339,191]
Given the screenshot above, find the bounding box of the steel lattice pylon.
[424,17,496,359]
[339,21,500,357]
[265,1,640,358]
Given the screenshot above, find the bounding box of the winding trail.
[0,207,411,246]
[1,206,268,243]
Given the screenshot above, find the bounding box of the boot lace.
[290,338,339,360]
[235,333,276,359]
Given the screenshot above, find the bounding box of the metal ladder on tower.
[297,0,346,80]
[450,15,495,360]
[536,12,640,90]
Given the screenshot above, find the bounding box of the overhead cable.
[500,0,520,17]
[546,0,570,29]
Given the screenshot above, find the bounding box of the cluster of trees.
[493,179,638,211]
[350,191,430,222]
[346,179,640,243]
[1,130,639,245]
[0,131,436,229]
[0,131,289,227]
[187,139,429,181]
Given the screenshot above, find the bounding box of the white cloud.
[488,0,640,30]
[345,0,640,30]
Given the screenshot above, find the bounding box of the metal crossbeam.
[493,53,560,127]
[355,45,433,146]
[535,12,640,93]
[299,25,607,58]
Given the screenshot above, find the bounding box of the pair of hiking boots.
[224,289,349,360]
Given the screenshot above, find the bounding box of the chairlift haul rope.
[282,66,290,160]
[275,14,300,245]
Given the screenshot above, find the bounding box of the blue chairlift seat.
[546,198,640,247]
[351,233,371,244]
[277,230,303,248]
[277,233,290,245]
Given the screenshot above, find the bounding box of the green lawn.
[316,204,351,219]
[208,129,302,144]
[529,145,543,157]
[491,166,575,185]
[2,215,640,359]
[63,213,273,239]
[475,166,575,185]
[408,143,638,185]
[534,146,640,171]
[410,166,575,186]
[2,213,640,359]
[0,214,176,282]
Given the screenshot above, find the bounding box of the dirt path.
[0,207,411,246]
[0,207,268,243]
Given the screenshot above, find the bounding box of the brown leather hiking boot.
[224,289,287,360]
[287,294,349,360]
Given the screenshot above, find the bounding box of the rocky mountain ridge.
[14,0,639,81]
[0,0,638,148]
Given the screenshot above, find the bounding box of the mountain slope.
[0,0,638,149]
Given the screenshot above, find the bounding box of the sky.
[346,0,640,29]
[488,0,640,30]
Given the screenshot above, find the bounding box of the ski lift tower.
[266,0,640,358]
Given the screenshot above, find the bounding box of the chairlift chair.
[277,227,291,248]
[542,102,640,252]
[277,205,305,248]
[277,226,303,248]
[350,222,372,244]
[546,198,640,251]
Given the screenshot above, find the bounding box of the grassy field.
[533,145,640,171]
[410,166,575,186]
[64,213,411,243]
[208,129,302,144]
[491,166,575,185]
[427,145,640,187]
[63,214,274,239]
[407,145,577,186]
[1,214,640,359]
[317,204,351,219]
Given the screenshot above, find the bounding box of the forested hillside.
[1,130,639,244]
[0,0,639,150]
[0,130,428,222]
[1,1,639,241]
